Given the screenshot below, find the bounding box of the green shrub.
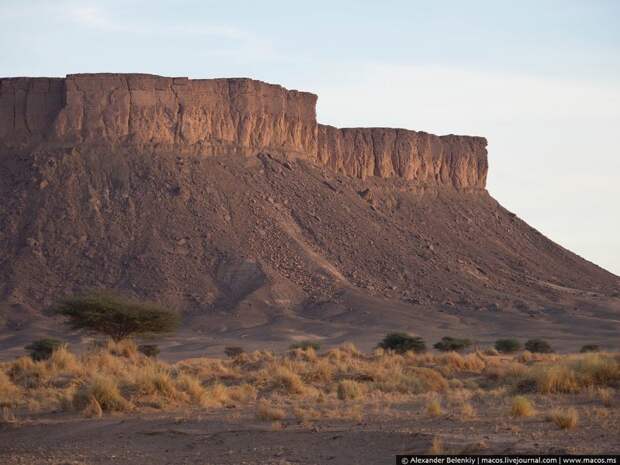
[524,339,553,353]
[580,344,601,353]
[53,291,179,341]
[433,337,472,352]
[25,338,63,361]
[495,338,522,354]
[378,333,426,354]
[138,344,160,358]
[289,341,321,351]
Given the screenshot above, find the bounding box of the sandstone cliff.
[0,74,317,157]
[0,73,486,189]
[316,125,487,188]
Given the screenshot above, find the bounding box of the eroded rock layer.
[0,74,318,157]
[317,125,487,188]
[0,73,487,188]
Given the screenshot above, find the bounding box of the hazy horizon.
[1,0,618,276]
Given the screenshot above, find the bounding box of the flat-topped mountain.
[0,74,618,355]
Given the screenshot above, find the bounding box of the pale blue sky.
[2,0,619,275]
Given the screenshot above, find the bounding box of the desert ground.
[1,340,619,464]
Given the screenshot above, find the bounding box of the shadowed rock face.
[0,73,486,189]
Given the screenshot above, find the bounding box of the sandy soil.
[2,391,619,464]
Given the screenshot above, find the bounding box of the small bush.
[495,339,522,354]
[580,344,601,353]
[548,407,578,429]
[224,346,244,358]
[289,341,321,351]
[524,339,553,353]
[434,337,472,352]
[511,396,536,417]
[378,333,426,354]
[25,338,63,361]
[138,344,160,358]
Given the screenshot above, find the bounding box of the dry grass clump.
[203,383,231,407]
[82,396,103,418]
[8,356,49,388]
[269,366,307,395]
[590,387,614,407]
[228,383,258,404]
[337,380,364,400]
[426,396,443,417]
[132,363,177,399]
[48,345,81,373]
[510,396,536,417]
[434,352,486,374]
[175,374,208,406]
[548,407,578,429]
[428,436,443,454]
[460,402,476,419]
[256,399,286,421]
[517,353,619,394]
[0,370,20,406]
[73,376,130,412]
[304,359,334,384]
[483,360,527,382]
[104,339,139,360]
[371,366,448,394]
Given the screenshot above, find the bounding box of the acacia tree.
[53,291,180,341]
[378,332,426,354]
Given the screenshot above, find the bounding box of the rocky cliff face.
[0,73,486,189]
[0,74,318,157]
[316,125,487,188]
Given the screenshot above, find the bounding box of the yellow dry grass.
[518,353,619,394]
[510,396,536,417]
[337,380,363,400]
[428,436,443,454]
[426,397,443,417]
[1,342,617,424]
[548,407,578,429]
[256,399,286,421]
